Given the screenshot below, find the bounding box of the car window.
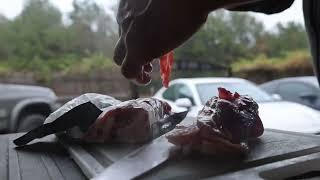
[176,84,195,104]
[162,85,177,101]
[278,82,314,99]
[196,82,273,104]
[260,82,277,94]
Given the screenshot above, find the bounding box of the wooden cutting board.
[59,129,320,180]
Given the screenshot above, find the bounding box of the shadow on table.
[14,142,66,154]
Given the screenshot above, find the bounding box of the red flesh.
[167,88,264,155]
[160,51,174,88]
[218,87,240,101]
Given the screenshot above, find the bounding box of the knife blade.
[92,135,175,180]
[91,111,188,180]
[151,111,188,140]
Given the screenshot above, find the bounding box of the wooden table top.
[1,133,87,180]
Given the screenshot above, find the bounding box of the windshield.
[305,77,320,88]
[196,82,273,104]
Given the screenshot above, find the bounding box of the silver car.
[260,76,320,110]
[154,77,320,134]
[0,83,59,133]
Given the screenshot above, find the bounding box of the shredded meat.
[160,51,174,87]
[166,87,264,156]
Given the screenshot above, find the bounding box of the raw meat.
[166,87,264,156]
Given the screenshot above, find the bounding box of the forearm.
[227,0,295,14]
[304,0,320,84]
[202,0,261,11]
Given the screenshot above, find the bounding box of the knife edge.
[92,136,174,180]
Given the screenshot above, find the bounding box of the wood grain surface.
[2,134,87,180]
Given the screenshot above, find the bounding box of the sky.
[0,0,304,30]
[0,0,117,16]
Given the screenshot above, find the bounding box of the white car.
[154,77,320,134]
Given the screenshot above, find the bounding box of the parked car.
[154,77,320,134]
[0,83,59,133]
[260,76,320,110]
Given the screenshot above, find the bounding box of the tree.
[0,14,7,24]
[255,22,308,57]
[68,0,117,57]
[0,14,12,59]
[274,22,308,55]
[9,0,67,59]
[175,11,265,66]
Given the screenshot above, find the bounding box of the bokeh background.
[0,0,312,100]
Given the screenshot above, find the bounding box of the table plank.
[4,133,87,180]
[0,136,8,180]
[8,135,23,180]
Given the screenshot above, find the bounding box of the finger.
[143,63,153,73]
[114,37,126,66]
[136,71,152,85]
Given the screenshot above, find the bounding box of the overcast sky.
[0,0,304,30]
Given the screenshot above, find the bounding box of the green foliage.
[173,10,310,82]
[232,50,314,83]
[10,0,66,59]
[68,0,117,57]
[175,11,268,66]
[175,11,309,71]
[254,22,309,57]
[0,54,115,84]
[0,0,118,84]
[0,0,117,61]
[64,54,115,75]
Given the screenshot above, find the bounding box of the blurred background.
[1,0,319,133]
[0,0,311,99]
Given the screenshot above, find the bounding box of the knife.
[92,135,175,180]
[151,111,188,139]
[13,102,102,146]
[92,111,188,180]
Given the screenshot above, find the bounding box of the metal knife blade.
[151,111,188,140]
[92,135,175,180]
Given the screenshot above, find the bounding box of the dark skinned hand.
[113,0,260,85]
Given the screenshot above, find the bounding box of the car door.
[162,83,196,112]
[162,83,194,103]
[174,84,201,118]
[175,84,195,105]
[276,82,319,109]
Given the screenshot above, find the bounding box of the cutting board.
[208,152,320,180]
[59,129,320,180]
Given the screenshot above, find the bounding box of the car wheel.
[17,114,46,132]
